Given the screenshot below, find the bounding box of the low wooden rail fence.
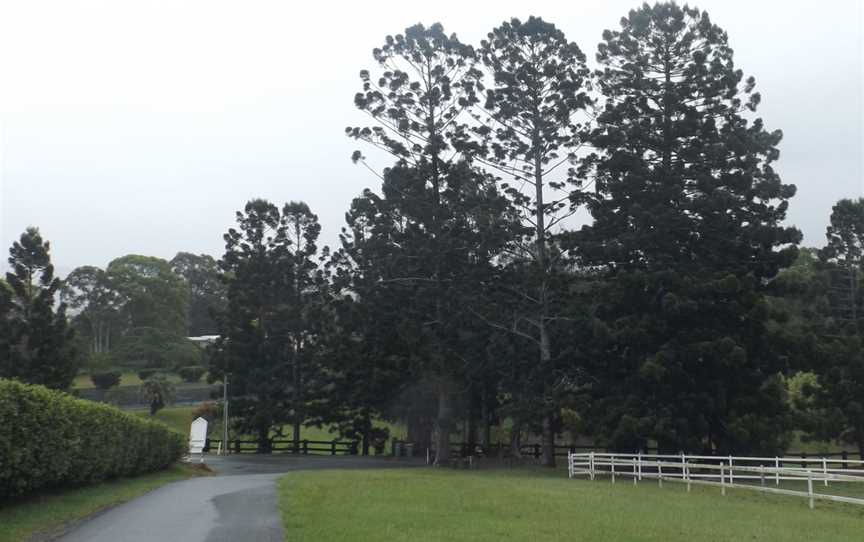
[205,438,359,455]
[568,451,864,509]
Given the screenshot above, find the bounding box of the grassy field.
[71,371,190,389]
[277,468,864,541]
[135,406,407,446]
[0,464,206,542]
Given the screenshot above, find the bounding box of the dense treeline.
[3,3,862,465]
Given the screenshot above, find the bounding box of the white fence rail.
[568,452,864,509]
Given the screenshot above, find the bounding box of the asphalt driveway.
[57,455,422,542]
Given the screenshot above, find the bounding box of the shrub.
[0,379,185,500]
[137,368,160,381]
[177,366,206,383]
[192,401,222,423]
[90,371,122,389]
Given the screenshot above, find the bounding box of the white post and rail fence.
[568,451,864,509]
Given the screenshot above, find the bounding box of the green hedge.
[0,379,185,500]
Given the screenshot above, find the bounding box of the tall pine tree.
[575,3,800,454]
[0,228,77,390]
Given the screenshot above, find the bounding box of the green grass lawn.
[277,468,864,542]
[0,464,207,542]
[72,371,192,389]
[134,406,406,447]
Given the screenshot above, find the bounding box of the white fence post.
[638,452,643,481]
[611,456,616,484]
[632,458,637,485]
[721,463,726,496]
[822,457,828,487]
[728,455,734,485]
[589,451,595,481]
[658,461,663,488]
[775,457,780,486]
[807,470,814,510]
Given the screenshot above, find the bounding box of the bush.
[0,379,185,500]
[192,401,222,423]
[177,366,206,383]
[137,368,160,381]
[90,371,121,389]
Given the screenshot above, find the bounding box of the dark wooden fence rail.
[200,437,863,463]
[205,438,359,455]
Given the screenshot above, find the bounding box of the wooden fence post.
[331,440,337,455]
[533,444,541,459]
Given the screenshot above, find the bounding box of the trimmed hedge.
[0,379,185,500]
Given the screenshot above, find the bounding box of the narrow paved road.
[58,455,422,542]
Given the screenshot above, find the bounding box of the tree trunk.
[541,413,555,467]
[258,424,272,454]
[539,320,556,467]
[510,419,523,458]
[434,385,452,466]
[361,414,371,456]
[292,419,301,451]
[856,432,864,462]
[479,399,490,449]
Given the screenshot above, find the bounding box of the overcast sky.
[0,0,861,276]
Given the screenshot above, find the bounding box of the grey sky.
[1,0,861,277]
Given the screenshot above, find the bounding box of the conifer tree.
[475,16,591,466]
[0,228,77,389]
[347,23,508,464]
[576,3,800,453]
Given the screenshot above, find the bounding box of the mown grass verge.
[0,463,208,542]
[277,468,864,541]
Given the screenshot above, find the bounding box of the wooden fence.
[205,438,360,455]
[568,451,864,509]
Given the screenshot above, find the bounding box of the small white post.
[760,464,766,487]
[658,461,663,488]
[638,452,643,480]
[611,456,616,484]
[822,457,828,487]
[589,451,595,481]
[775,457,780,486]
[807,470,814,510]
[728,455,734,485]
[721,463,726,496]
[681,453,686,482]
[632,458,637,485]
